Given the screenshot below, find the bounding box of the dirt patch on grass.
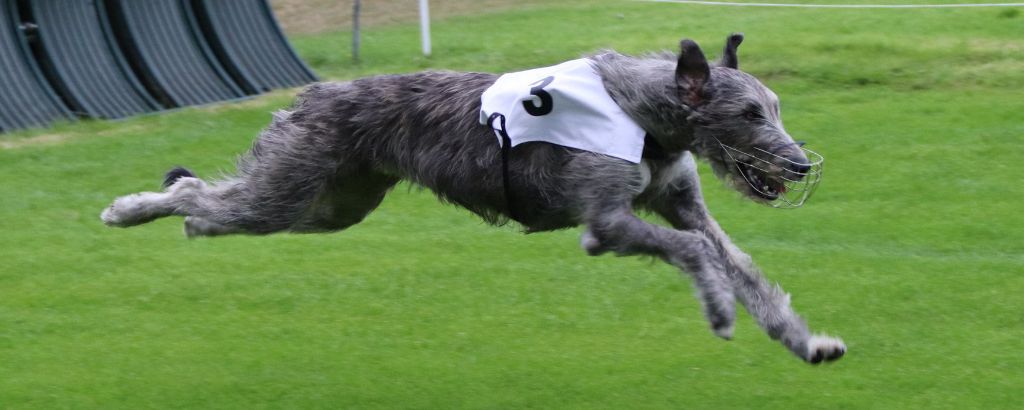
[0,124,148,149]
[271,0,546,35]
[0,133,72,149]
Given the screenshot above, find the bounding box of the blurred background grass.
[1,0,1022,408]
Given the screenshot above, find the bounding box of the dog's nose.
[789,162,812,177]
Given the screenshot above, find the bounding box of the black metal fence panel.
[190,0,317,94]
[1,0,317,133]
[104,0,245,108]
[0,0,71,132]
[29,0,160,119]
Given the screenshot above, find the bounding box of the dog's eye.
[743,109,763,121]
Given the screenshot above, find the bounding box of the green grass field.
[2,1,1022,408]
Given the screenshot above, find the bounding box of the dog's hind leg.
[100,171,214,228]
[270,170,399,234]
[101,170,273,232]
[183,216,241,237]
[103,165,331,236]
[102,161,392,238]
[173,167,398,238]
[644,154,845,364]
[102,111,351,235]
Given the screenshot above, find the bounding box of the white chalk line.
[638,0,1024,8]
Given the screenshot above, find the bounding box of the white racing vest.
[479,58,646,163]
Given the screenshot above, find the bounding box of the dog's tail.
[162,166,196,189]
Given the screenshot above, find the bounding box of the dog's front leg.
[645,158,845,363]
[581,209,736,340]
[704,223,845,363]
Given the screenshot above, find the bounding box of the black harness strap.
[642,134,669,161]
[487,113,520,221]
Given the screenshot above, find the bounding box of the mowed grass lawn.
[2,1,1022,408]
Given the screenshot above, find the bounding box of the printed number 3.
[522,76,555,116]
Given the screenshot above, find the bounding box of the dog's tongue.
[779,185,788,194]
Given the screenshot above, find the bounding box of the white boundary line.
[639,0,1024,8]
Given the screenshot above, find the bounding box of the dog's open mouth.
[736,160,784,201]
[717,140,824,208]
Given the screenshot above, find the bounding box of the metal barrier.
[1,0,317,132]
[28,0,160,119]
[103,0,246,108]
[189,0,317,94]
[0,0,71,132]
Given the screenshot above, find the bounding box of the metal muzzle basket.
[718,141,824,209]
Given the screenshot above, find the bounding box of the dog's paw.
[184,216,236,238]
[580,230,610,256]
[100,193,161,227]
[803,334,846,364]
[100,197,133,227]
[705,301,736,340]
[712,321,734,340]
[184,216,205,238]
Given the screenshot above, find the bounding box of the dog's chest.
[639,153,699,196]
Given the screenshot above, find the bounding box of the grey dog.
[101,34,845,364]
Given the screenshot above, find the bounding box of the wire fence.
[638,0,1024,8]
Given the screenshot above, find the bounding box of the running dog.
[101,34,845,364]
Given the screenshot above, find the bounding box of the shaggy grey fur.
[101,34,845,364]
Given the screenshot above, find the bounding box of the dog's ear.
[720,32,744,69]
[676,39,710,106]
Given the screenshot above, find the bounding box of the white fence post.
[418,0,431,56]
[352,0,361,62]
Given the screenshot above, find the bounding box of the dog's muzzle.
[717,140,824,209]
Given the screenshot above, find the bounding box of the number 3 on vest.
[522,76,555,116]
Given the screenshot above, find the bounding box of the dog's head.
[675,34,822,208]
